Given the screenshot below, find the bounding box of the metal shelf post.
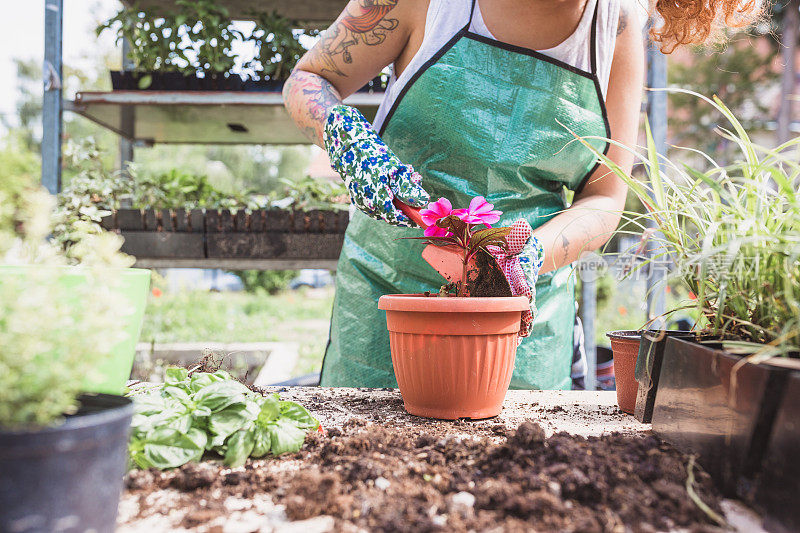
[42,0,64,194]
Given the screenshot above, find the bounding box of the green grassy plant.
[576,91,800,357]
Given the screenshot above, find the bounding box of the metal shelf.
[120,0,345,26]
[68,91,383,145]
[133,258,339,270]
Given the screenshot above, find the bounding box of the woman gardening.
[283,0,761,389]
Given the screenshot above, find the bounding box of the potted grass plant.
[579,91,800,518]
[379,197,529,420]
[0,173,149,532]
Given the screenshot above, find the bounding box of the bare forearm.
[283,70,343,147]
[533,195,623,274]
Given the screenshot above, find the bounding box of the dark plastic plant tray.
[652,336,795,497]
[111,72,386,93]
[633,330,699,423]
[753,369,800,533]
[100,208,349,261]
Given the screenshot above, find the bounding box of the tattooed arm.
[283,0,425,146]
[533,0,643,273]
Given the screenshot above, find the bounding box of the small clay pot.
[378,294,528,420]
[606,330,642,414]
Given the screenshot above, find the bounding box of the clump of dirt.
[124,420,723,532]
[465,249,512,297]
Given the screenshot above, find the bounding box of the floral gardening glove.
[324,105,429,227]
[487,219,545,337]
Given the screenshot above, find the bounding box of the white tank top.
[373,0,620,132]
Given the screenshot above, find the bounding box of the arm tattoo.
[616,4,628,36]
[306,0,399,78]
[284,70,343,145]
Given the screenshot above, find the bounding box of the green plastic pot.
[0,265,150,394]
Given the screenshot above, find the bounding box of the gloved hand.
[324,105,429,227]
[487,219,545,337]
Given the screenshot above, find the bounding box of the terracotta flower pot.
[378,294,529,420]
[606,330,641,414]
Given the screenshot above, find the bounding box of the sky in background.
[0,0,119,127]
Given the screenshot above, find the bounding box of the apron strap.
[465,0,478,31]
[589,0,600,76]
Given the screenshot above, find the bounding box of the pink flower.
[419,198,454,237]
[453,196,501,226]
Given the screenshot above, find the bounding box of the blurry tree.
[668,40,777,158]
[770,0,799,143]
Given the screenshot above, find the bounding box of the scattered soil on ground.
[125,419,722,532]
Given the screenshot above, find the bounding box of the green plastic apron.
[321,0,609,389]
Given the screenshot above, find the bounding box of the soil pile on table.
[125,419,722,532]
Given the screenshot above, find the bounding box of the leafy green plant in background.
[128,367,319,468]
[0,150,135,429]
[177,0,241,78]
[233,270,297,294]
[580,91,800,357]
[274,175,350,211]
[97,1,314,84]
[132,168,259,210]
[250,12,317,82]
[97,4,189,87]
[51,139,134,264]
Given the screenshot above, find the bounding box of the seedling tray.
[101,208,349,262]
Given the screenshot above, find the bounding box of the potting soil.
[121,391,725,532]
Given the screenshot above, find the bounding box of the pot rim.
[606,330,642,340]
[0,394,132,438]
[379,293,528,313]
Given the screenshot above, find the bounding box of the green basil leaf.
[193,405,212,417]
[251,427,271,458]
[224,429,255,468]
[165,367,188,384]
[189,371,225,392]
[163,384,192,405]
[192,380,250,412]
[266,419,307,455]
[132,392,169,416]
[279,401,319,429]
[257,394,281,423]
[208,402,258,442]
[141,427,207,469]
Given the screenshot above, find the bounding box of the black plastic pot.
[0,393,133,533]
[652,337,795,497]
[752,368,800,533]
[633,330,696,423]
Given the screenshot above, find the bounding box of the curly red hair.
[650,0,763,53]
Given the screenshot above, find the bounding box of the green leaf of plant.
[469,227,512,250]
[208,401,258,443]
[141,427,207,469]
[189,371,226,392]
[192,380,250,412]
[137,74,153,89]
[163,384,192,405]
[257,393,281,423]
[251,427,272,458]
[279,401,319,430]
[224,429,256,468]
[165,367,189,384]
[265,419,308,455]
